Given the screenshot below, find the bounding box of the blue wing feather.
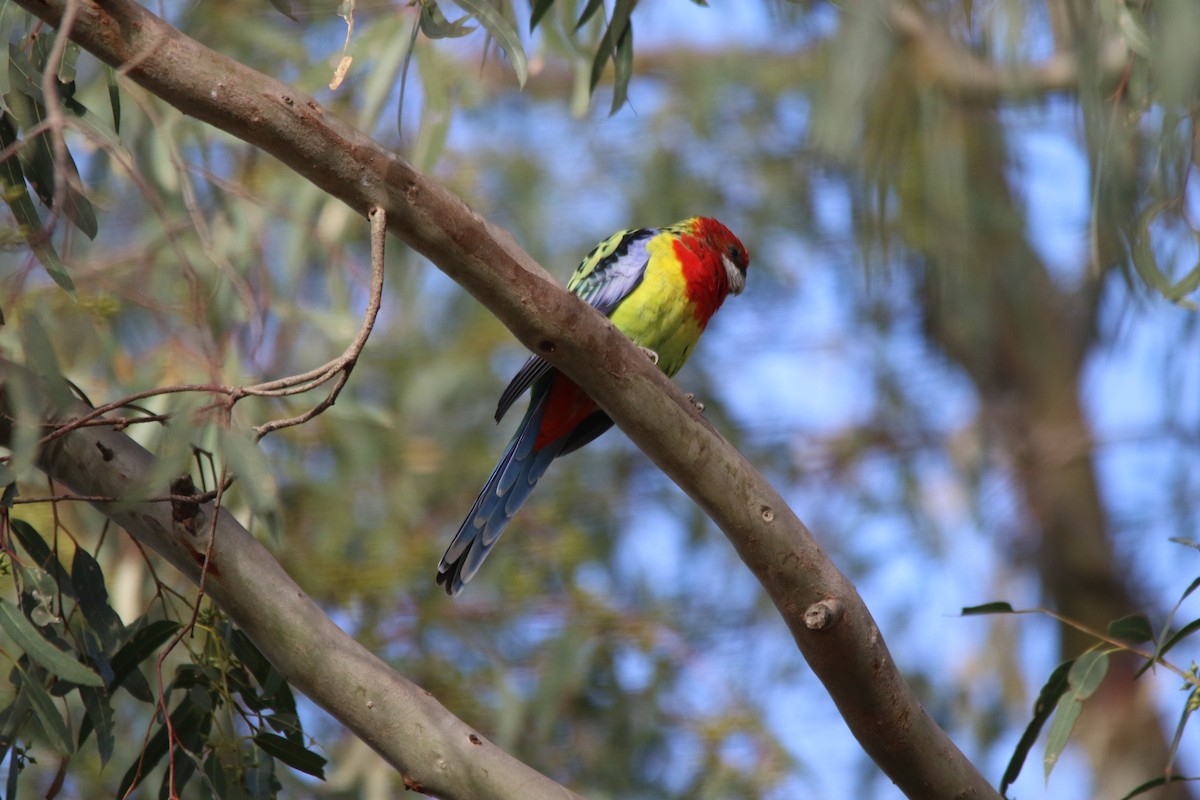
[438,382,568,594]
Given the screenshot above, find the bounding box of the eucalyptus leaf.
[78,684,115,765]
[108,619,182,701]
[1043,691,1082,782]
[267,0,297,21]
[530,0,555,31]
[574,0,603,30]
[0,112,74,295]
[961,601,1014,616]
[252,732,327,780]
[420,1,476,39]
[10,520,70,596]
[609,24,633,115]
[451,0,527,87]
[116,696,209,798]
[1107,614,1153,644]
[13,664,73,755]
[1000,660,1072,795]
[71,547,125,653]
[0,599,103,687]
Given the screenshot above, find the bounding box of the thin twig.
[253,205,387,439]
[1001,606,1200,687]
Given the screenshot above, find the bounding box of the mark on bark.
[804,598,844,631]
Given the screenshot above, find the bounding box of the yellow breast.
[607,235,706,377]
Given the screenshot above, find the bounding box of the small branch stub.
[805,598,844,631]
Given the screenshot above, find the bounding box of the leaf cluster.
[963,552,1200,799]
[0,517,325,799]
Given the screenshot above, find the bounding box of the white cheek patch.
[722,254,746,296]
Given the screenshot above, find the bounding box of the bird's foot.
[639,346,660,365]
[684,393,705,413]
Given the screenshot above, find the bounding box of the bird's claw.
[684,393,705,413]
[639,346,660,365]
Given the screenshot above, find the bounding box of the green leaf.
[1043,690,1082,782]
[1118,775,1199,800]
[76,626,115,687]
[530,0,555,31]
[6,49,98,240]
[1163,686,1199,783]
[419,1,476,39]
[116,696,209,798]
[13,664,72,754]
[104,65,120,134]
[1066,650,1108,700]
[0,599,103,687]
[8,46,122,152]
[574,0,603,30]
[245,751,279,799]
[1000,660,1072,794]
[203,751,230,798]
[225,626,296,718]
[109,619,182,701]
[56,42,80,86]
[1156,618,1200,666]
[14,562,59,627]
[71,547,124,654]
[77,684,114,765]
[225,626,269,684]
[608,24,633,115]
[0,480,17,509]
[1180,576,1200,602]
[961,601,1014,616]
[1043,651,1109,783]
[252,732,326,780]
[267,0,297,21]
[0,112,73,295]
[588,0,636,107]
[451,0,528,87]
[10,520,71,594]
[1107,614,1153,644]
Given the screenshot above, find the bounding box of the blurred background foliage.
[0,0,1198,797]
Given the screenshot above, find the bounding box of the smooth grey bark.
[9,1,999,797]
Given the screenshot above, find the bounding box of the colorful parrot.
[436,217,749,595]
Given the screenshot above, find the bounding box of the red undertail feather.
[533,374,597,450]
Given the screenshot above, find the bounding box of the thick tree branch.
[13,1,998,797]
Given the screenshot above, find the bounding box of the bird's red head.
[692,217,750,297]
[669,217,750,326]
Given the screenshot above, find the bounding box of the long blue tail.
[436,390,564,595]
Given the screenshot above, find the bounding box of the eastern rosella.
[436,217,749,595]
